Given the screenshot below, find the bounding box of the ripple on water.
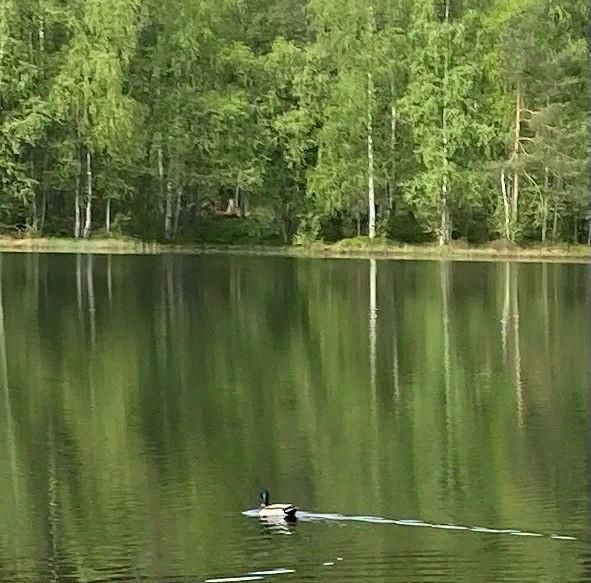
[242,509,579,542]
[248,569,297,576]
[206,577,265,583]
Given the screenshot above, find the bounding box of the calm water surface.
[0,253,589,583]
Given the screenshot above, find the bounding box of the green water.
[0,253,589,583]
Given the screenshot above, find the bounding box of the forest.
[0,0,588,246]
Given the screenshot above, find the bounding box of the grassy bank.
[0,235,588,263]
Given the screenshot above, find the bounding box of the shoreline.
[0,236,589,264]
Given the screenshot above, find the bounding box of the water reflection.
[511,263,524,427]
[0,256,18,504]
[369,258,377,401]
[86,254,96,347]
[0,254,588,583]
[107,254,113,304]
[76,253,82,317]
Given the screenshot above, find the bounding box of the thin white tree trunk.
[367,3,376,240]
[74,156,81,238]
[173,185,182,238]
[164,180,173,240]
[367,72,376,239]
[439,0,451,246]
[30,159,38,231]
[389,102,397,211]
[157,138,164,215]
[83,149,92,239]
[234,170,241,212]
[105,197,111,233]
[552,205,558,240]
[38,15,45,53]
[541,165,549,242]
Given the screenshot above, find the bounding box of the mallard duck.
[258,489,297,520]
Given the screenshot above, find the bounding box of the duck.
[258,489,297,520]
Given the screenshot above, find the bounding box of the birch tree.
[50,0,141,238]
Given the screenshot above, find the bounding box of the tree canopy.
[0,0,588,244]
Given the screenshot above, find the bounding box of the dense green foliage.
[0,0,588,244]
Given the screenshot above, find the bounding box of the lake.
[0,253,589,583]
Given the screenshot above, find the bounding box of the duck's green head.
[259,489,270,506]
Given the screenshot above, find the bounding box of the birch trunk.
[552,205,558,240]
[388,101,397,212]
[367,71,376,239]
[38,15,45,54]
[511,85,521,230]
[31,195,38,232]
[105,197,111,233]
[30,160,38,231]
[164,180,173,240]
[157,138,164,215]
[74,163,81,238]
[234,171,241,211]
[366,3,376,240]
[173,185,182,238]
[541,165,549,242]
[439,0,451,246]
[83,148,92,239]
